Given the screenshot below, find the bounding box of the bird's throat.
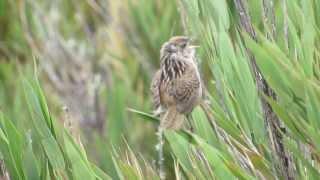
[161,55,186,83]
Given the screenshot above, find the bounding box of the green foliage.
[126,0,183,67]
[1,76,111,179]
[0,0,320,179]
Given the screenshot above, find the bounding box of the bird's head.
[160,36,198,64]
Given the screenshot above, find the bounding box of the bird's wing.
[150,70,162,111]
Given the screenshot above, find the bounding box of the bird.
[150,36,202,130]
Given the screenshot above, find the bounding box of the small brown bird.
[151,36,202,130]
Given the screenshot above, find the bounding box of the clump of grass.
[0,0,320,179]
[0,74,112,179]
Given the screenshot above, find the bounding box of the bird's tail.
[160,107,185,130]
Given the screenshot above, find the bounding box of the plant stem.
[234,0,295,179]
[156,127,165,180]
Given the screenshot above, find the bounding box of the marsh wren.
[151,36,202,130]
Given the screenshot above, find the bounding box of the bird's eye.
[181,42,188,49]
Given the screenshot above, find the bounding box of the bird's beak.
[189,45,200,49]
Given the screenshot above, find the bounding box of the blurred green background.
[0,0,186,179]
[1,0,320,179]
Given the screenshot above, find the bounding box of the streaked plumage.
[151,36,202,130]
